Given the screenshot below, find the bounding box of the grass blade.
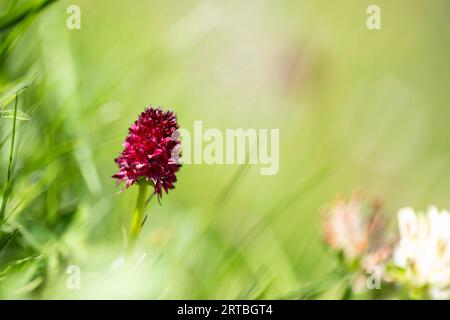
[0,0,59,33]
[0,92,19,223]
[0,76,31,110]
[0,109,30,121]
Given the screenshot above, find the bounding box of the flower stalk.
[127,183,150,259]
[114,106,181,261]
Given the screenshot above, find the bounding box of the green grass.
[0,0,449,299]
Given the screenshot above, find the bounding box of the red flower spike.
[113,106,181,198]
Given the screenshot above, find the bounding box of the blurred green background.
[0,0,449,299]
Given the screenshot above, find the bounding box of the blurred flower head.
[113,106,181,197]
[322,195,387,262]
[393,206,450,299]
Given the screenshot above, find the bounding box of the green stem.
[127,183,150,259]
[0,92,19,223]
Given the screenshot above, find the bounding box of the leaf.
[0,0,59,33]
[0,255,43,280]
[0,75,32,110]
[385,263,406,281]
[0,229,18,260]
[0,109,30,121]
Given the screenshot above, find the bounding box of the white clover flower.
[393,206,450,299]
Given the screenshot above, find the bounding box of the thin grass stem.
[0,92,19,223]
